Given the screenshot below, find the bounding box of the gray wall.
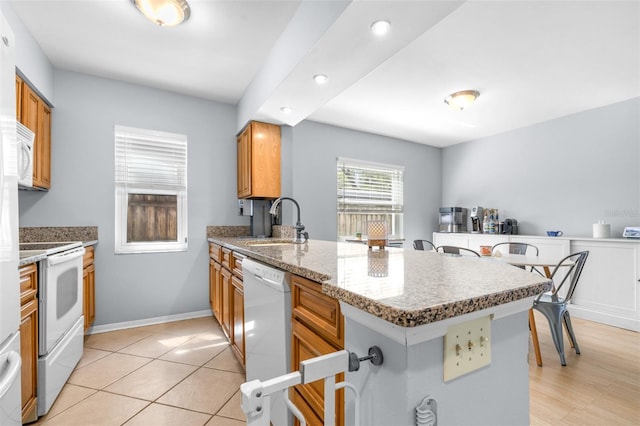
[18,70,246,326]
[2,2,55,103]
[289,120,442,244]
[442,97,640,237]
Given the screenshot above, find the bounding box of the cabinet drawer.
[19,263,38,304]
[83,245,94,266]
[209,243,222,263]
[232,252,245,278]
[221,247,232,269]
[292,275,343,347]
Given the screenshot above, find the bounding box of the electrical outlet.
[443,316,491,382]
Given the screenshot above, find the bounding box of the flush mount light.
[280,106,293,114]
[371,20,391,36]
[444,90,480,110]
[313,74,329,85]
[131,0,191,27]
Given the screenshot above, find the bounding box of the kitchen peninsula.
[208,236,551,425]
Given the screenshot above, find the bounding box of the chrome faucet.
[269,197,309,243]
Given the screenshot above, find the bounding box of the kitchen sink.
[246,241,296,247]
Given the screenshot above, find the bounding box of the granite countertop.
[208,237,552,328]
[18,226,99,266]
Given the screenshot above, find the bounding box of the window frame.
[337,157,404,240]
[114,125,188,254]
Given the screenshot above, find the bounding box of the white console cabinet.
[569,239,639,331]
[432,233,640,331]
[432,233,570,258]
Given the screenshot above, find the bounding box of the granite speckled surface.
[208,237,552,327]
[20,226,98,244]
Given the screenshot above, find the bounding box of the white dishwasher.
[242,258,292,426]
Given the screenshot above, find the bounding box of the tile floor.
[34,316,246,426]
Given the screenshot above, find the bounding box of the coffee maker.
[470,206,484,233]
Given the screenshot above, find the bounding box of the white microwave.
[17,121,34,189]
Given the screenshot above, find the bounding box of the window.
[115,125,187,253]
[337,157,404,239]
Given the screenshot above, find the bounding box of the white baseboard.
[568,305,639,332]
[86,309,214,335]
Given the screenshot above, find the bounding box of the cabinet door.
[83,263,95,331]
[21,83,38,133]
[37,102,51,188]
[291,319,343,426]
[569,241,639,329]
[213,261,222,322]
[249,121,280,198]
[15,75,23,123]
[220,267,232,339]
[237,128,251,198]
[231,276,245,366]
[209,258,216,311]
[20,298,38,423]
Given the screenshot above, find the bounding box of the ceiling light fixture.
[131,0,191,27]
[280,106,293,114]
[370,20,391,36]
[313,74,329,85]
[444,90,480,110]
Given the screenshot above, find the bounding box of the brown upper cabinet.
[237,121,281,199]
[17,75,51,190]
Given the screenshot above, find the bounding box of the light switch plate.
[443,315,491,382]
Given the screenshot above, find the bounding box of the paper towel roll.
[593,222,611,238]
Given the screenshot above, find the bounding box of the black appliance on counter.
[501,218,519,235]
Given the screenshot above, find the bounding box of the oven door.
[39,247,85,356]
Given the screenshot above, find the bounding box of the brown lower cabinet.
[231,275,245,365]
[19,263,38,423]
[83,246,95,331]
[291,274,344,426]
[209,243,245,367]
[207,245,345,420]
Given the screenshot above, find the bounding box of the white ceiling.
[8,0,640,147]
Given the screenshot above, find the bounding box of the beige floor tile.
[41,391,149,426]
[104,359,197,401]
[124,403,212,426]
[152,316,223,337]
[38,384,97,420]
[76,347,112,368]
[217,390,246,421]
[118,332,192,358]
[68,352,151,389]
[204,347,244,373]
[159,335,230,366]
[84,328,154,352]
[157,368,245,414]
[205,416,245,426]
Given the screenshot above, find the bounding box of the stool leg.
[529,309,542,367]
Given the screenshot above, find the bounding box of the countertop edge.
[208,237,551,328]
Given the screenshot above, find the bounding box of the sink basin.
[245,241,296,247]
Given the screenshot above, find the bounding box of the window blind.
[115,125,187,189]
[337,157,404,213]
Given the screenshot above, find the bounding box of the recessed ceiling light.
[280,106,293,114]
[371,20,391,36]
[444,90,480,110]
[313,74,329,85]
[130,0,191,27]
